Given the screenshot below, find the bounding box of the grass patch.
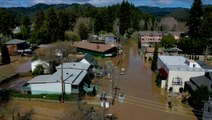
[9,90,78,102]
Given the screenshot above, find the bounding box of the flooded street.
[6,40,197,120]
[109,40,196,120]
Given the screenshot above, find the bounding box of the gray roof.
[185,81,198,91]
[158,55,205,72]
[5,39,26,45]
[191,76,212,91]
[82,53,97,65]
[28,69,87,85]
[139,31,184,36]
[197,61,212,71]
[56,62,91,70]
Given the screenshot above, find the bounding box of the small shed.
[5,39,29,55]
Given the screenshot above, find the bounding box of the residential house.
[5,39,29,55]
[158,55,205,93]
[24,62,92,94]
[140,31,162,45]
[202,99,212,120]
[139,31,183,46]
[185,72,212,93]
[79,53,97,67]
[162,47,183,55]
[144,47,162,60]
[74,41,117,57]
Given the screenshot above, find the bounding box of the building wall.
[167,70,205,92]
[7,45,18,55]
[30,83,72,94]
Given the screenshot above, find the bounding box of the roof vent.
[73,64,76,66]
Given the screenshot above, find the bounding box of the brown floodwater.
[5,40,197,120]
[108,40,196,120]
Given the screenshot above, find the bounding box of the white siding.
[167,70,205,92]
[30,83,72,94]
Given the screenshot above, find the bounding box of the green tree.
[78,23,89,40]
[191,85,211,110]
[1,45,10,64]
[187,0,203,39]
[32,64,44,77]
[65,31,80,42]
[0,8,15,38]
[20,16,31,39]
[202,6,212,39]
[58,11,69,40]
[119,1,131,35]
[94,8,109,33]
[161,34,176,48]
[34,10,45,31]
[45,7,59,43]
[151,43,158,71]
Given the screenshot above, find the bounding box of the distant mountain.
[8,3,95,17]
[137,6,189,17]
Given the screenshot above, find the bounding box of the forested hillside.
[0,2,211,44]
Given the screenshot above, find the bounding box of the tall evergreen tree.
[58,11,69,40]
[94,8,109,33]
[1,45,10,64]
[0,9,15,38]
[151,43,158,71]
[20,16,31,39]
[119,1,131,35]
[45,7,59,43]
[34,10,45,31]
[187,0,203,39]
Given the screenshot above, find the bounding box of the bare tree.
[35,41,77,62]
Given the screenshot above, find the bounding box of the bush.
[179,87,184,93]
[9,90,78,101]
[155,74,161,87]
[65,31,81,41]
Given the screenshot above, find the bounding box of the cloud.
[0,0,211,8]
[151,0,173,5]
[89,0,122,6]
[31,0,93,5]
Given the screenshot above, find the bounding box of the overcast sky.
[0,0,211,8]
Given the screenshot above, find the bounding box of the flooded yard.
[1,40,197,120]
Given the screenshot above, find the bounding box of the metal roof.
[159,55,205,72]
[56,62,90,70]
[190,73,212,91]
[5,39,26,45]
[28,69,87,85]
[74,41,115,53]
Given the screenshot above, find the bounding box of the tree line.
[0,1,184,44]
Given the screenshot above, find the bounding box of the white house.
[25,62,91,94]
[158,55,205,93]
[31,59,50,73]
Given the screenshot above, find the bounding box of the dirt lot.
[0,56,32,83]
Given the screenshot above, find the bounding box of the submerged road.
[109,41,196,120]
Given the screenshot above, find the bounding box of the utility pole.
[61,58,65,103]
[204,45,209,63]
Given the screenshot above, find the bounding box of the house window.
[172,77,182,85]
